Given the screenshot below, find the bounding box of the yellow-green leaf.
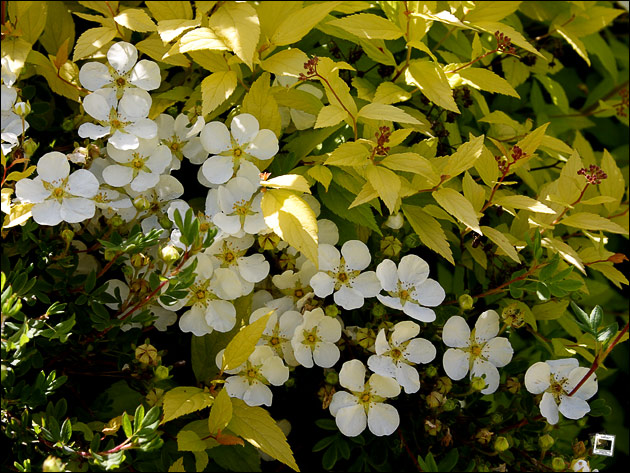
[559,212,628,235]
[229,399,299,472]
[443,135,485,178]
[201,71,238,116]
[168,457,185,472]
[315,105,348,129]
[207,388,233,435]
[73,27,118,61]
[272,87,323,116]
[161,387,214,424]
[462,171,486,213]
[271,2,342,46]
[556,25,590,66]
[515,122,549,157]
[433,188,482,234]
[533,300,570,321]
[261,190,319,264]
[157,19,200,43]
[241,72,282,138]
[402,204,454,264]
[261,175,311,194]
[114,8,156,32]
[366,164,401,213]
[261,48,310,78]
[39,1,75,56]
[222,310,273,371]
[372,82,412,105]
[480,226,520,263]
[207,2,259,69]
[136,36,191,68]
[599,149,625,214]
[357,103,422,125]
[8,1,47,45]
[493,195,555,214]
[176,28,229,54]
[5,165,36,182]
[307,165,333,191]
[473,21,544,57]
[456,68,519,98]
[379,153,438,182]
[146,1,193,21]
[466,1,521,23]
[177,429,210,452]
[326,13,403,40]
[406,60,459,113]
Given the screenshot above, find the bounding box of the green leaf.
[221,310,273,371]
[122,412,133,438]
[60,418,72,444]
[406,59,459,113]
[177,429,210,452]
[402,204,454,265]
[432,188,481,234]
[457,68,519,98]
[437,448,459,471]
[161,387,214,424]
[365,164,401,213]
[597,323,618,344]
[533,300,569,321]
[589,306,603,331]
[201,70,238,116]
[326,13,403,40]
[480,226,520,263]
[357,103,422,124]
[228,399,299,471]
[208,389,233,435]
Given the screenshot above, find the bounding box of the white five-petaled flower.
[103,137,171,192]
[78,88,157,150]
[156,113,206,170]
[15,152,99,226]
[291,308,341,368]
[375,255,445,323]
[79,41,161,98]
[218,345,289,407]
[329,360,401,437]
[309,240,381,310]
[442,311,513,394]
[367,321,437,394]
[524,358,598,425]
[200,113,279,185]
[250,303,303,366]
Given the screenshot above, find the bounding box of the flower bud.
[356,327,376,350]
[23,138,38,157]
[552,457,566,471]
[133,196,151,211]
[13,101,31,117]
[61,229,74,244]
[442,399,458,412]
[471,376,487,392]
[494,436,510,452]
[258,232,280,251]
[436,376,452,394]
[424,418,441,436]
[502,303,525,328]
[135,343,159,366]
[380,236,402,257]
[160,245,180,264]
[425,365,438,378]
[145,388,164,407]
[325,371,339,385]
[539,434,555,451]
[403,233,421,248]
[426,391,445,408]
[506,376,521,394]
[42,456,64,472]
[476,428,493,445]
[371,304,387,318]
[572,441,586,457]
[158,215,173,230]
[109,215,124,227]
[324,305,339,318]
[154,365,170,380]
[458,294,474,311]
[384,212,404,229]
[130,252,150,268]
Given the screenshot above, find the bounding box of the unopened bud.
[61,229,74,244]
[130,252,150,268]
[425,365,438,378]
[356,327,376,350]
[324,305,339,318]
[471,376,487,392]
[13,101,31,117]
[494,436,510,452]
[506,376,521,394]
[436,376,452,394]
[109,215,124,227]
[135,343,159,366]
[442,399,458,411]
[490,413,503,425]
[23,138,38,157]
[403,233,421,249]
[552,457,566,471]
[380,236,402,257]
[539,434,555,451]
[133,196,151,211]
[424,418,441,436]
[325,371,339,385]
[459,294,474,311]
[158,215,173,230]
[572,441,586,457]
[371,304,387,318]
[384,212,404,230]
[154,365,169,380]
[42,456,64,472]
[476,428,494,445]
[160,245,180,263]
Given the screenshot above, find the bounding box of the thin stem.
[447,49,499,74]
[314,72,358,140]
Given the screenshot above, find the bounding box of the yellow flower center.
[234,148,243,157]
[132,156,144,169]
[52,187,64,198]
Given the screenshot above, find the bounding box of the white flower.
[200,113,278,185]
[92,186,132,211]
[103,137,171,192]
[442,311,513,394]
[15,152,99,226]
[272,260,318,308]
[275,75,323,130]
[78,88,157,150]
[309,240,381,310]
[571,459,597,472]
[524,358,598,425]
[156,113,206,169]
[368,321,436,394]
[79,41,161,97]
[291,308,341,368]
[375,255,445,322]
[329,360,400,437]
[218,345,289,407]
[209,176,267,236]
[250,303,303,366]
[1,77,28,155]
[126,174,184,229]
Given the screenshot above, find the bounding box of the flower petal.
[395,363,421,394]
[412,278,445,307]
[329,391,359,417]
[79,62,112,91]
[547,358,579,382]
[67,170,99,197]
[540,391,559,425]
[205,300,236,332]
[341,240,371,271]
[202,155,235,185]
[442,316,471,348]
[200,121,232,154]
[60,197,95,223]
[524,361,551,394]
[309,272,335,298]
[482,337,513,368]
[367,354,397,378]
[118,89,152,120]
[102,165,134,187]
[78,123,111,140]
[109,130,139,150]
[564,367,597,400]
[245,129,278,160]
[351,271,381,297]
[474,310,499,343]
[129,59,161,90]
[243,382,273,407]
[31,200,62,226]
[131,171,160,192]
[404,338,436,364]
[390,321,420,346]
[443,348,469,380]
[367,403,399,436]
[376,259,398,292]
[82,92,112,122]
[398,254,429,286]
[335,404,366,437]
[339,359,366,392]
[471,359,500,394]
[558,394,590,420]
[313,342,340,368]
[15,177,50,203]
[334,285,364,310]
[369,373,401,398]
[261,355,289,385]
[37,152,69,183]
[402,303,436,322]
[179,309,213,336]
[231,113,259,145]
[108,41,138,75]
[318,244,340,272]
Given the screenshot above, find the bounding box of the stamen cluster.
[577,164,607,185]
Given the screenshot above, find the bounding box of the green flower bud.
[154,365,170,380]
[133,196,151,211]
[356,327,376,350]
[325,371,339,385]
[436,376,452,394]
[552,457,566,471]
[471,376,487,392]
[380,235,402,257]
[442,399,458,412]
[572,441,586,457]
[539,434,555,451]
[13,101,31,117]
[158,215,173,230]
[22,138,38,157]
[130,252,150,268]
[425,365,438,378]
[109,215,124,227]
[371,304,387,318]
[476,428,493,445]
[61,229,74,244]
[458,294,474,311]
[403,233,421,249]
[62,117,75,132]
[424,418,441,436]
[494,436,510,452]
[324,305,339,318]
[135,343,159,366]
[160,245,180,264]
[285,378,295,388]
[42,456,64,472]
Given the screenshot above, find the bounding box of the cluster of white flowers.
[1,57,29,155]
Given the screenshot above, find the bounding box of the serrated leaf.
[315,105,348,128]
[380,153,439,182]
[366,164,401,213]
[261,174,311,194]
[208,389,233,435]
[402,204,454,264]
[456,68,519,97]
[307,165,333,191]
[515,122,549,158]
[222,310,273,371]
[324,142,370,167]
[177,429,210,452]
[443,135,485,178]
[201,71,238,116]
[168,457,185,472]
[326,13,403,40]
[161,387,214,424]
[406,60,459,113]
[146,1,193,21]
[271,2,342,46]
[261,48,310,77]
[229,399,299,471]
[559,213,628,235]
[73,27,117,61]
[494,195,555,214]
[208,2,259,68]
[176,27,229,54]
[480,226,520,263]
[373,82,412,104]
[433,188,481,234]
[114,8,156,32]
[357,103,422,124]
[533,300,569,321]
[241,72,281,138]
[261,189,318,264]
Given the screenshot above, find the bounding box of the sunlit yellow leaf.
[261,175,312,194]
[157,19,200,43]
[433,188,481,234]
[456,68,520,98]
[357,103,422,125]
[73,27,117,61]
[207,2,259,69]
[222,310,273,371]
[114,8,156,32]
[559,212,628,235]
[176,27,229,54]
[366,164,401,213]
[315,105,348,129]
[494,195,555,214]
[480,226,520,263]
[379,153,439,183]
[168,457,185,472]
[307,165,333,191]
[241,72,282,138]
[207,388,233,435]
[201,71,238,116]
[271,2,343,46]
[161,387,214,424]
[443,135,485,178]
[406,60,459,113]
[402,204,454,264]
[261,48,310,78]
[146,1,193,21]
[326,13,403,40]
